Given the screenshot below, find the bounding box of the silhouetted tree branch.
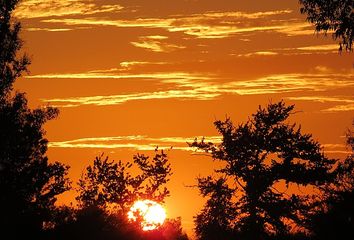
[306,122,354,239]
[0,1,71,238]
[77,150,172,213]
[191,101,337,240]
[299,0,354,51]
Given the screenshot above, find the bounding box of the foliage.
[143,217,190,240]
[299,0,354,51]
[0,0,30,97]
[77,150,172,212]
[51,206,189,240]
[306,123,354,239]
[0,0,71,238]
[190,101,336,240]
[49,205,142,240]
[194,177,236,240]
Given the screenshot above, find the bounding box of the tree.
[77,150,172,212]
[194,177,236,240]
[190,101,336,240]
[50,205,143,240]
[71,151,175,239]
[299,0,353,51]
[307,123,354,239]
[0,0,30,97]
[143,217,190,240]
[0,0,70,238]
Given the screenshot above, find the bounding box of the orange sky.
[14,0,353,236]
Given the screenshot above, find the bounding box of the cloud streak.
[43,89,220,108]
[49,135,350,154]
[15,0,123,18]
[42,17,312,39]
[36,9,314,39]
[287,96,354,112]
[28,71,213,80]
[131,36,185,52]
[49,135,222,151]
[34,69,354,107]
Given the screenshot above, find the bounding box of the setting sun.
[128,200,167,231]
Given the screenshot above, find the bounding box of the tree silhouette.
[77,154,135,211]
[143,217,190,240]
[0,0,30,97]
[299,0,353,51]
[0,1,70,238]
[160,217,190,240]
[58,151,189,240]
[50,205,142,240]
[307,124,354,239]
[194,177,236,240]
[190,101,336,240]
[77,150,172,212]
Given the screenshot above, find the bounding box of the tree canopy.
[306,123,354,239]
[191,101,337,240]
[299,0,354,51]
[77,150,172,212]
[0,0,70,238]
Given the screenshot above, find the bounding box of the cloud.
[28,71,213,80]
[42,17,174,28]
[275,22,315,36]
[322,104,354,113]
[237,51,279,57]
[238,44,340,58]
[15,0,123,18]
[119,61,167,69]
[35,69,354,107]
[42,17,308,39]
[322,144,352,154]
[49,135,350,155]
[131,36,185,52]
[49,135,221,151]
[195,10,293,19]
[25,27,73,32]
[287,96,354,104]
[314,66,332,73]
[43,89,220,108]
[287,96,354,112]
[296,44,339,51]
[37,9,314,39]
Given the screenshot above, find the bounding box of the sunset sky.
[14,0,353,235]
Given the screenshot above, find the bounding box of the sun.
[128,200,167,231]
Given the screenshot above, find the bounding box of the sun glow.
[128,200,167,231]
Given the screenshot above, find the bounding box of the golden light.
[128,200,167,231]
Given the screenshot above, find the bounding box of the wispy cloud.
[42,17,174,28]
[287,96,354,104]
[28,71,213,80]
[322,104,354,113]
[119,61,167,69]
[49,135,221,151]
[15,0,123,19]
[238,44,340,58]
[218,73,353,95]
[25,27,73,32]
[237,51,279,57]
[287,96,354,112]
[35,69,354,107]
[37,9,314,39]
[43,89,220,108]
[42,17,310,39]
[322,144,352,154]
[131,36,185,52]
[296,44,339,51]
[49,135,350,154]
